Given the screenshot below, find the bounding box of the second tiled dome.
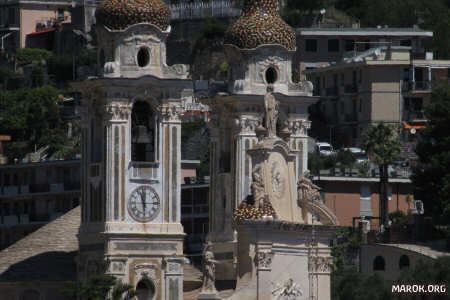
[95,0,170,31]
[224,0,296,51]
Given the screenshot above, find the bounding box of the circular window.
[137,47,150,67]
[265,67,278,84]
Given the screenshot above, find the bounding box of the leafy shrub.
[15,48,52,65]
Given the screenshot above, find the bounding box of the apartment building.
[0,0,72,50]
[295,27,434,76]
[305,46,450,146]
[316,176,413,229]
[0,159,80,249]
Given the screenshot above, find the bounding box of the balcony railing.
[326,87,338,96]
[344,84,358,94]
[404,110,426,121]
[402,81,432,92]
[130,161,159,180]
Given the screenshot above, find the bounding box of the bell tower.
[202,0,317,281]
[72,1,191,299]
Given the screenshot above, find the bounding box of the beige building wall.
[369,66,402,122]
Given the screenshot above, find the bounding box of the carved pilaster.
[254,250,274,270]
[104,102,132,123]
[233,115,262,136]
[287,120,311,137]
[158,103,185,123]
[308,254,332,274]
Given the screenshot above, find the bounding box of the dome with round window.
[224,0,296,51]
[95,0,170,31]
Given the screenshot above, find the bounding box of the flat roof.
[314,176,411,183]
[296,27,433,37]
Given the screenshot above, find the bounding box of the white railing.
[170,0,241,20]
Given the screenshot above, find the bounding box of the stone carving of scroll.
[272,278,303,300]
[254,250,274,270]
[297,171,321,204]
[264,85,279,138]
[297,171,339,225]
[201,242,218,293]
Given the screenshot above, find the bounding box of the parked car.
[316,142,335,156]
[341,147,369,163]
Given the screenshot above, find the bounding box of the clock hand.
[142,191,146,216]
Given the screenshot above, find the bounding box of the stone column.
[164,258,184,300]
[255,244,274,300]
[103,101,131,222]
[308,247,333,300]
[287,118,311,181]
[158,102,184,223]
[232,114,261,207]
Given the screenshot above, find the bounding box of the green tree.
[413,86,450,224]
[0,86,71,160]
[362,123,401,228]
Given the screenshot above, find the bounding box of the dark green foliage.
[413,86,450,224]
[48,55,74,83]
[203,18,227,39]
[0,86,74,160]
[181,119,206,144]
[388,210,411,225]
[392,257,450,300]
[15,48,52,65]
[362,123,401,227]
[78,48,98,67]
[61,275,135,300]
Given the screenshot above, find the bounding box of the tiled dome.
[95,0,170,31]
[224,0,296,51]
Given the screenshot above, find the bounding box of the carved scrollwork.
[158,103,185,123]
[254,250,274,270]
[235,116,261,134]
[134,263,160,284]
[287,120,311,136]
[104,103,132,122]
[308,255,333,274]
[272,278,303,300]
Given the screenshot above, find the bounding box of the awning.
[403,121,426,129]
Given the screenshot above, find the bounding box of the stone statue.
[297,171,321,203]
[272,278,303,300]
[201,242,218,293]
[264,85,279,138]
[251,162,265,208]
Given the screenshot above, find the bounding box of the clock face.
[127,186,161,222]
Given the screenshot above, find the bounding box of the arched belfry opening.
[131,101,155,162]
[136,279,156,300]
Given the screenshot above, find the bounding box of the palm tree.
[362,123,401,229]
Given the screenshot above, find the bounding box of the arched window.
[22,289,40,300]
[399,255,410,270]
[131,101,155,162]
[373,255,385,271]
[136,279,156,300]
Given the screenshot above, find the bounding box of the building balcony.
[403,110,426,122]
[0,182,79,197]
[402,81,432,93]
[344,84,358,94]
[325,87,338,96]
[344,113,358,123]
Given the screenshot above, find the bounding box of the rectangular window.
[58,9,65,20]
[340,73,345,86]
[400,39,412,47]
[359,99,362,112]
[305,39,318,52]
[345,39,355,51]
[328,39,340,52]
[359,69,362,84]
